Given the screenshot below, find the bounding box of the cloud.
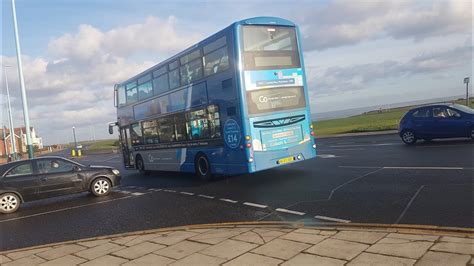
[301,0,472,50]
[1,16,199,144]
[310,45,472,95]
[48,16,200,60]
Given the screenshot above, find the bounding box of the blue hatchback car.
[399,103,474,145]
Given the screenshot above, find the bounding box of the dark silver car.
[0,156,121,214]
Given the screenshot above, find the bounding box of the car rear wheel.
[91,177,112,197]
[0,193,20,214]
[195,153,212,181]
[401,130,417,145]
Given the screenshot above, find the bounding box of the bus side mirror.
[109,124,114,135]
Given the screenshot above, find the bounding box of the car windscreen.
[453,104,474,114]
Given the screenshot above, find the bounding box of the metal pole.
[466,81,469,107]
[72,126,77,149]
[4,66,18,160]
[11,0,34,159]
[2,125,7,157]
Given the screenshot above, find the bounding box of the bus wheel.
[195,153,212,181]
[136,155,149,175]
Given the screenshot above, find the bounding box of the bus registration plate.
[277,156,295,165]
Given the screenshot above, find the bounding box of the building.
[0,126,43,156]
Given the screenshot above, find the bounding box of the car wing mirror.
[72,165,81,172]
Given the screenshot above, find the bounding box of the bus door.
[120,127,134,168]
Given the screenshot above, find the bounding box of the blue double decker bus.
[111,17,316,179]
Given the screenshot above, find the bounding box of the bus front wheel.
[195,153,212,181]
[136,155,150,175]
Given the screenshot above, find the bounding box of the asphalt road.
[1,134,472,251]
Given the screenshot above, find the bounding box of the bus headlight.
[112,169,120,176]
[248,158,254,163]
[297,154,302,160]
[312,144,316,149]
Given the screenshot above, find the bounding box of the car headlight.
[112,169,120,176]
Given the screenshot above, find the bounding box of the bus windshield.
[243,26,300,70]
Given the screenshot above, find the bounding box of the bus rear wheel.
[195,153,212,181]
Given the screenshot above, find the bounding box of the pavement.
[0,222,472,266]
[1,134,472,251]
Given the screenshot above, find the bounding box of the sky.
[0,0,472,145]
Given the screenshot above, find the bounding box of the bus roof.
[116,16,296,87]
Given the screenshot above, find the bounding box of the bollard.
[71,149,76,157]
[78,149,82,157]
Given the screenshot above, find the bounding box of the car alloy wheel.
[0,193,20,214]
[92,178,111,196]
[402,130,416,145]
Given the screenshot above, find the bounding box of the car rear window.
[5,163,33,177]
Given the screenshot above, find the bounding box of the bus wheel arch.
[135,154,149,175]
[195,152,212,181]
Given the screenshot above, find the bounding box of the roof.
[117,16,296,86]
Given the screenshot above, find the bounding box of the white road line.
[131,192,145,196]
[220,198,238,204]
[395,185,425,224]
[317,154,338,159]
[150,188,162,192]
[163,189,176,193]
[276,208,305,216]
[315,215,351,223]
[339,166,381,169]
[339,166,465,170]
[383,166,464,170]
[118,191,132,194]
[180,192,194,196]
[0,196,133,223]
[243,202,268,209]
[330,143,399,148]
[198,194,215,199]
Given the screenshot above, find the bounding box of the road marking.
[340,166,465,170]
[220,198,238,204]
[383,166,464,170]
[328,168,384,200]
[318,148,365,151]
[275,208,305,216]
[117,190,132,194]
[315,215,351,223]
[163,189,176,193]
[131,192,144,196]
[198,194,215,199]
[395,185,425,224]
[149,188,162,192]
[0,196,133,223]
[180,192,194,196]
[339,166,381,169]
[243,202,268,209]
[317,154,338,158]
[330,143,399,148]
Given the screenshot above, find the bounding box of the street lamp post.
[72,126,78,149]
[3,65,18,160]
[464,77,470,107]
[11,0,34,159]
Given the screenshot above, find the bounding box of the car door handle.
[40,177,48,182]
